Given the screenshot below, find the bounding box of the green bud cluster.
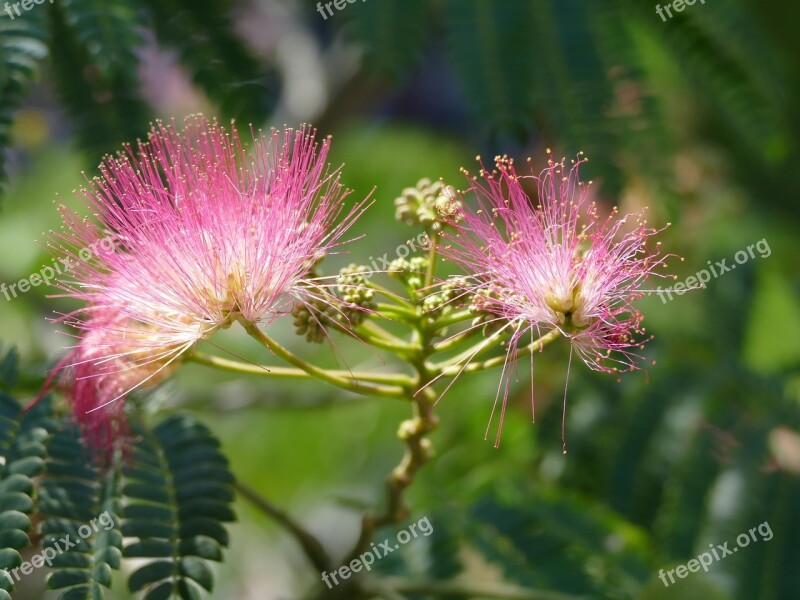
[422,278,463,320]
[388,256,430,291]
[292,299,331,344]
[394,178,461,233]
[292,265,376,343]
[336,264,376,326]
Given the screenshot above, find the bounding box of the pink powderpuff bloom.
[43,116,366,452]
[54,306,183,459]
[439,154,672,448]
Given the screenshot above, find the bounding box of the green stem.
[324,317,418,355]
[188,352,413,387]
[431,329,561,376]
[355,321,419,355]
[430,309,474,329]
[430,321,514,372]
[374,303,418,320]
[423,232,439,289]
[366,281,415,311]
[431,326,482,353]
[348,388,438,562]
[346,329,440,563]
[240,321,408,398]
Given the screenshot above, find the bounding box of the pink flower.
[45,117,364,448]
[55,307,182,458]
[440,154,672,446]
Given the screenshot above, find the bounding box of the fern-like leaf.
[470,487,652,598]
[442,0,536,141]
[38,423,123,600]
[0,349,20,390]
[618,0,789,162]
[59,0,143,75]
[123,414,236,599]
[0,392,55,598]
[47,2,151,167]
[342,0,430,80]
[0,9,48,188]
[141,0,278,124]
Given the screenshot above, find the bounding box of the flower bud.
[393,178,461,233]
[336,264,376,326]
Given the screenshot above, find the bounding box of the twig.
[234,481,332,573]
[431,329,560,376]
[189,352,411,387]
[345,337,440,562]
[239,320,408,398]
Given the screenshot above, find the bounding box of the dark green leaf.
[178,556,213,591]
[47,569,92,589]
[178,536,222,562]
[124,539,173,559]
[123,504,174,522]
[143,581,175,600]
[122,521,174,540]
[129,561,174,592]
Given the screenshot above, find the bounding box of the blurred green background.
[1,0,799,598]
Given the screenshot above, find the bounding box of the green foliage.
[636,574,731,600]
[141,0,278,124]
[467,487,651,598]
[442,0,536,141]
[0,9,48,189]
[0,1,798,598]
[0,367,235,600]
[0,391,56,598]
[743,268,800,374]
[0,0,276,188]
[39,424,123,600]
[123,415,236,599]
[1,0,794,198]
[424,509,464,581]
[704,414,800,599]
[343,0,430,79]
[48,1,151,167]
[59,0,143,75]
[0,349,20,390]
[328,0,796,192]
[626,0,789,161]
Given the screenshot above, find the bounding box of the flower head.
[46,116,364,449]
[440,154,671,445]
[57,306,182,458]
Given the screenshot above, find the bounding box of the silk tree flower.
[439,154,671,446]
[54,306,183,456]
[45,116,364,448]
